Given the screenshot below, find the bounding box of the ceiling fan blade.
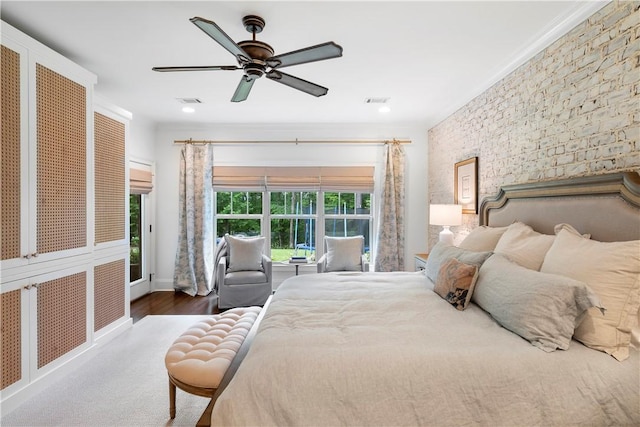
[152,65,240,72]
[267,42,343,69]
[231,75,256,102]
[190,17,250,63]
[266,70,328,97]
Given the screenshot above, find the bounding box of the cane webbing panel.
[94,258,125,332]
[94,113,125,244]
[36,64,87,255]
[2,45,21,260]
[1,289,22,390]
[37,271,87,368]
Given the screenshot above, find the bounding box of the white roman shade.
[130,162,153,194]
[212,166,374,192]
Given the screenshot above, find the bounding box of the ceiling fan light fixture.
[379,105,391,113]
[156,15,343,102]
[182,106,195,113]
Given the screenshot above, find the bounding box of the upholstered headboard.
[479,172,640,242]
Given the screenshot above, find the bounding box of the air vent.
[364,97,390,104]
[177,98,202,104]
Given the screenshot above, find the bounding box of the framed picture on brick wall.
[454,157,478,214]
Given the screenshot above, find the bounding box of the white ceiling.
[1,1,608,128]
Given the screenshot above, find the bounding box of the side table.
[414,253,429,271]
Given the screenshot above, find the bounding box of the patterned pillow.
[425,242,492,283]
[433,258,479,311]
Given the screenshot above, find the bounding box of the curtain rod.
[173,138,411,145]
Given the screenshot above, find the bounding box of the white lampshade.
[429,204,462,245]
[429,204,462,226]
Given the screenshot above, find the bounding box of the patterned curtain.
[375,142,405,271]
[173,145,214,296]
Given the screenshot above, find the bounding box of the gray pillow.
[472,254,603,352]
[325,236,363,271]
[225,234,265,272]
[425,242,492,283]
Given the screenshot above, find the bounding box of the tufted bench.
[164,306,262,419]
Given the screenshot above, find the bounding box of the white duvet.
[211,272,639,426]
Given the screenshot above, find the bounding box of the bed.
[202,172,640,427]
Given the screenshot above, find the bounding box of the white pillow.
[554,223,590,238]
[493,222,555,271]
[325,236,363,271]
[473,254,602,352]
[458,225,508,252]
[540,229,640,361]
[225,234,265,272]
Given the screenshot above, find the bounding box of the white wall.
[127,115,157,300]
[150,122,428,290]
[129,115,156,161]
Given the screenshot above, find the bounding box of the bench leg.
[169,376,176,419]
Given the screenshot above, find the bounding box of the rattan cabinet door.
[35,63,89,258]
[0,282,28,395]
[94,111,126,246]
[1,42,28,269]
[1,40,95,270]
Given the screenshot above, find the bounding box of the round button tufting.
[165,306,261,390]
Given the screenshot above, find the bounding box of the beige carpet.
[2,315,215,427]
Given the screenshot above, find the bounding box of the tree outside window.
[214,190,373,262]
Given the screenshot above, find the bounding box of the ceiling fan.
[152,15,343,102]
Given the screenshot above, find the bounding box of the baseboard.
[152,278,174,292]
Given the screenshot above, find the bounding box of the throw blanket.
[212,237,227,293]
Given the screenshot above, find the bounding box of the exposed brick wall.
[427,0,640,249]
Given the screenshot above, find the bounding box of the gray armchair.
[216,235,272,309]
[317,235,369,273]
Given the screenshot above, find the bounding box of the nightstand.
[414,253,429,271]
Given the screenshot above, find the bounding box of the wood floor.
[130,291,220,323]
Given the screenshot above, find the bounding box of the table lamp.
[429,204,462,245]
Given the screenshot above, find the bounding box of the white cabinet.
[1,21,131,413]
[1,24,96,276]
[0,265,92,398]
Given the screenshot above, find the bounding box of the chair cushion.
[225,270,268,285]
[325,236,363,271]
[225,234,265,272]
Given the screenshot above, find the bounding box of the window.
[213,166,375,263]
[324,192,371,261]
[129,161,153,286]
[215,191,262,238]
[129,194,143,282]
[270,191,317,261]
